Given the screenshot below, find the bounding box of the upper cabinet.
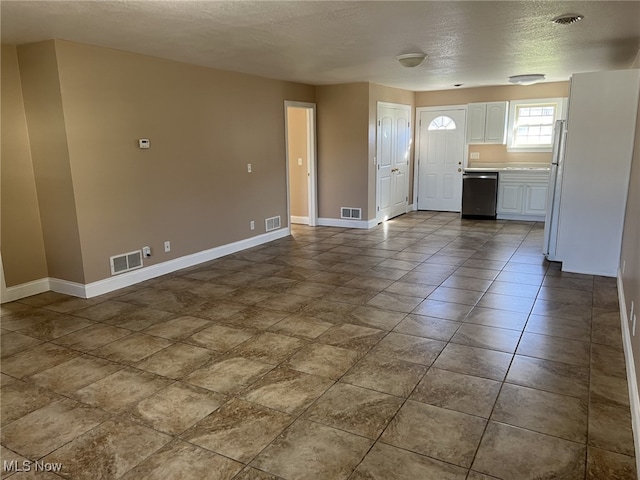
[466,101,508,144]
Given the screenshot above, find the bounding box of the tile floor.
[0,211,636,479]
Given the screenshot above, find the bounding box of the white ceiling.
[2,1,639,91]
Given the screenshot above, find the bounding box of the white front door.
[417,108,466,211]
[377,103,411,223]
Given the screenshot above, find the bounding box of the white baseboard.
[1,277,50,303]
[409,203,417,211]
[318,217,377,229]
[496,213,545,222]
[3,228,291,302]
[290,216,309,225]
[617,270,640,474]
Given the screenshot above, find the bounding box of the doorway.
[415,107,467,211]
[376,102,411,223]
[285,102,317,227]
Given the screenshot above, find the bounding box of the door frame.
[284,101,318,227]
[376,101,412,224]
[413,105,469,209]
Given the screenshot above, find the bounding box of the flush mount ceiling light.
[396,53,427,68]
[509,74,546,85]
[552,14,584,25]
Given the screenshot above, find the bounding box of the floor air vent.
[265,215,281,232]
[110,250,143,275]
[341,207,362,220]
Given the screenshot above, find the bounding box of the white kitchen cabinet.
[497,171,549,220]
[466,101,508,144]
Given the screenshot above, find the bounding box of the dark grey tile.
[464,306,528,330]
[392,314,461,341]
[506,355,590,400]
[451,323,521,353]
[411,367,500,418]
[370,332,445,365]
[587,447,637,480]
[492,383,588,442]
[341,354,427,398]
[251,420,372,480]
[303,383,403,439]
[351,442,468,480]
[433,343,512,381]
[472,421,586,479]
[380,400,486,468]
[516,332,590,367]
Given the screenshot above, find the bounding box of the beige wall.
[287,107,309,219]
[1,45,48,286]
[17,41,85,283]
[621,75,640,400]
[5,40,315,285]
[368,84,416,214]
[316,83,369,220]
[417,82,571,165]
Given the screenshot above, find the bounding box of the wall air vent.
[341,207,362,220]
[110,250,143,275]
[265,215,281,232]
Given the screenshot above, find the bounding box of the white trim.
[1,277,50,303]
[496,213,546,222]
[409,203,417,211]
[506,97,567,153]
[49,278,86,298]
[414,105,469,210]
[290,215,310,224]
[376,101,412,224]
[617,271,640,475]
[83,227,290,298]
[1,228,291,302]
[318,217,376,229]
[285,101,318,227]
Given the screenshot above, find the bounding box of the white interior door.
[377,102,411,223]
[417,108,466,211]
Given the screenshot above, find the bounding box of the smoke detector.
[552,14,584,25]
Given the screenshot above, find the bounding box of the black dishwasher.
[461,172,498,219]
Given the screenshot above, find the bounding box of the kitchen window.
[507,97,566,152]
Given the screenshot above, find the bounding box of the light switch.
[470,152,480,160]
[297,157,303,166]
[247,164,252,173]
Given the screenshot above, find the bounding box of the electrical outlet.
[250,220,255,230]
[164,241,171,253]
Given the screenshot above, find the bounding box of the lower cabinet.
[497,172,549,220]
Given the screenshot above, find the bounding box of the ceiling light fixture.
[552,14,584,25]
[509,74,546,86]
[396,53,426,68]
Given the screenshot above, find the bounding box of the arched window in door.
[428,115,457,130]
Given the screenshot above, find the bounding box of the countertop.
[464,163,550,173]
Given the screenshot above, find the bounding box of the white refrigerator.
[543,69,640,277]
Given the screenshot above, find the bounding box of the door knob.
[391,168,399,173]
[458,168,462,172]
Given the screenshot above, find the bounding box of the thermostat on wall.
[138,139,150,149]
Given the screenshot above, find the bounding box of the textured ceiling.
[2,1,639,91]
